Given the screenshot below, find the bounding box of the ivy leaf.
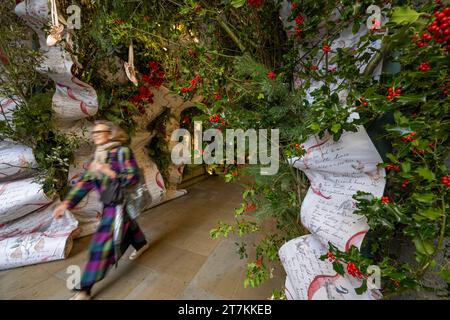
[390,7,421,25]
[354,279,367,295]
[416,167,435,182]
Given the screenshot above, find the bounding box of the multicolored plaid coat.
[65,145,147,291]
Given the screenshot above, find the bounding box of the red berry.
[267,71,276,79]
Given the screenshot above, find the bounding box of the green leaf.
[193,102,209,112]
[310,123,321,131]
[390,7,421,25]
[416,167,435,182]
[401,162,411,173]
[332,262,345,275]
[386,153,398,163]
[257,93,265,100]
[412,193,436,204]
[439,270,450,283]
[331,123,341,134]
[231,0,246,8]
[419,208,443,220]
[413,237,427,255]
[354,279,367,295]
[423,240,435,255]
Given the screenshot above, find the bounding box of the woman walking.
[53,120,150,300]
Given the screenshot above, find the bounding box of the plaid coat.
[65,145,147,290]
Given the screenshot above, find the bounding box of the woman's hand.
[98,164,117,179]
[53,201,69,219]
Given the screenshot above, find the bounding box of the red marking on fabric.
[345,230,368,251]
[307,273,340,300]
[156,171,165,190]
[80,101,89,115]
[310,184,332,200]
[303,137,331,169]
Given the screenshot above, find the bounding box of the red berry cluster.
[357,97,369,108]
[209,113,222,123]
[181,74,202,93]
[381,196,390,204]
[182,115,191,124]
[247,0,263,7]
[292,12,304,36]
[245,203,257,213]
[141,61,165,88]
[290,143,305,154]
[415,7,450,50]
[386,163,400,171]
[187,48,196,57]
[214,92,222,100]
[326,252,335,262]
[255,258,263,267]
[401,131,416,142]
[267,71,276,79]
[401,180,410,188]
[418,62,431,71]
[209,113,226,130]
[113,19,125,25]
[347,262,364,279]
[128,61,166,114]
[441,176,450,186]
[386,87,401,101]
[411,145,426,155]
[129,86,154,114]
[322,44,331,54]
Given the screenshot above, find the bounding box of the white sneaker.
[69,291,91,300]
[129,243,150,260]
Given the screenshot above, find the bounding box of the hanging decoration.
[124,41,138,86]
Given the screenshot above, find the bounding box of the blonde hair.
[94,120,129,144]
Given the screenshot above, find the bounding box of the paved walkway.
[0,176,285,299]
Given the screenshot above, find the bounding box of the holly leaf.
[412,193,436,204]
[331,123,341,134]
[413,237,427,255]
[416,167,435,182]
[354,279,368,295]
[439,270,450,283]
[333,262,345,276]
[401,162,411,173]
[390,7,421,25]
[419,208,443,220]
